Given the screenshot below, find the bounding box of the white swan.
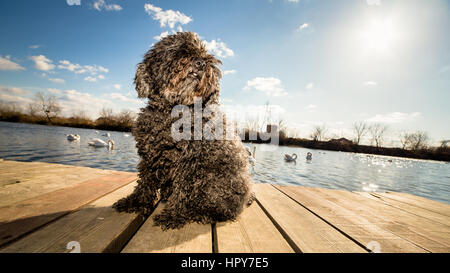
[284,153,297,162]
[88,138,114,149]
[306,152,312,161]
[123,133,130,137]
[67,134,80,141]
[245,146,256,166]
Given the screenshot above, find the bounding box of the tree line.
[0,92,135,132]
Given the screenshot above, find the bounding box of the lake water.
[0,121,449,204]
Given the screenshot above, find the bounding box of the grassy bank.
[1,109,449,162]
[242,131,450,162]
[0,108,133,132]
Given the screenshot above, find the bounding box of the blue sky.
[0,0,449,145]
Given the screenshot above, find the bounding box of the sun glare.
[360,19,397,53]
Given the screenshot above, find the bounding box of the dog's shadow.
[0,203,212,253]
[122,203,214,253]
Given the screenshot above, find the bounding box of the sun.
[360,19,397,53]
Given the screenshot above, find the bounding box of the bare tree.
[353,121,368,145]
[71,110,93,124]
[368,123,388,147]
[35,92,61,123]
[27,103,40,117]
[399,131,429,150]
[440,140,449,148]
[99,107,114,120]
[408,131,429,150]
[116,110,136,128]
[310,124,328,141]
[399,131,412,149]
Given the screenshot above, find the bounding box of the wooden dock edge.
[1,161,449,253]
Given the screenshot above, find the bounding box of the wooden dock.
[0,160,448,253]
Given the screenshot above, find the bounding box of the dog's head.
[135,32,222,105]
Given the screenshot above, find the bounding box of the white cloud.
[306,82,314,90]
[222,104,286,126]
[0,86,33,106]
[0,93,33,106]
[59,89,116,118]
[288,0,300,3]
[108,93,141,104]
[47,88,62,95]
[58,60,81,72]
[29,45,40,49]
[224,69,237,75]
[83,74,105,82]
[98,66,109,73]
[58,60,108,75]
[66,0,81,6]
[243,77,287,96]
[305,104,317,110]
[363,81,378,86]
[144,3,192,29]
[366,112,421,124]
[296,23,309,32]
[30,55,55,71]
[49,78,66,84]
[366,0,381,6]
[0,55,25,71]
[113,84,121,90]
[84,76,97,82]
[0,86,30,95]
[153,31,170,41]
[203,39,234,58]
[219,97,233,104]
[93,0,122,11]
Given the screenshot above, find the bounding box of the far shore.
[0,116,449,162]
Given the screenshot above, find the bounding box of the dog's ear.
[135,62,151,98]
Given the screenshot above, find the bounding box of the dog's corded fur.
[113,32,253,230]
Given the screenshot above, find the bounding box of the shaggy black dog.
[113,32,253,230]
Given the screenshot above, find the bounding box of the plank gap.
[211,223,218,253]
[254,197,302,253]
[273,185,370,253]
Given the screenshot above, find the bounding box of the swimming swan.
[88,138,114,149]
[245,146,256,166]
[67,134,80,141]
[284,153,297,162]
[306,152,312,161]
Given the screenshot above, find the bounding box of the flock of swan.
[66,131,115,150]
[245,146,313,169]
[284,152,312,162]
[66,133,313,163]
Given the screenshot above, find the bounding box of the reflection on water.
[0,121,449,204]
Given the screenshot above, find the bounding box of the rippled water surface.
[1,121,449,204]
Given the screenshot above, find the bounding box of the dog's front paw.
[113,196,135,213]
[153,210,188,230]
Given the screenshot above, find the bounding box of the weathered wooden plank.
[0,160,120,207]
[356,192,450,227]
[0,172,137,247]
[253,183,366,253]
[276,185,428,253]
[0,182,144,253]
[216,200,294,253]
[372,192,450,217]
[122,204,212,253]
[305,187,450,252]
